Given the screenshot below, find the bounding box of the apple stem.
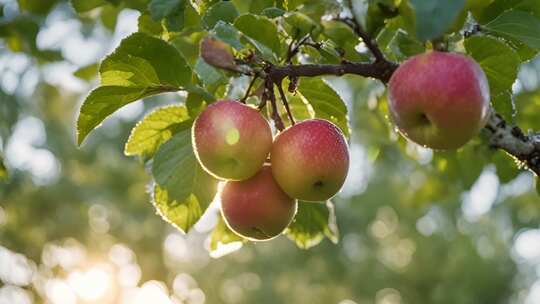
[431,38,449,52]
[277,81,296,126]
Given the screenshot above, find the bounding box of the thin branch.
[286,34,311,63]
[264,77,285,131]
[240,75,258,103]
[277,80,295,125]
[340,0,387,63]
[257,91,267,110]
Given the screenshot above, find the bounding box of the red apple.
[220,165,297,241]
[388,51,490,149]
[192,100,273,180]
[270,119,349,202]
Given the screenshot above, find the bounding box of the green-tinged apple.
[192,100,273,180]
[271,119,349,202]
[388,51,490,150]
[220,165,297,241]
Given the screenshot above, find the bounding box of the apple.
[387,51,490,150]
[220,165,297,241]
[270,119,349,202]
[192,100,273,180]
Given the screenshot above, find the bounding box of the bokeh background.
[1,0,540,303]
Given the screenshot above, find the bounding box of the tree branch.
[262,61,540,176]
[484,112,540,176]
[266,60,398,84]
[216,15,540,177]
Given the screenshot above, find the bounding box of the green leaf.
[73,63,99,81]
[491,91,515,123]
[18,0,57,14]
[284,12,321,39]
[213,21,244,50]
[433,145,486,189]
[388,30,425,61]
[463,36,518,128]
[297,77,350,137]
[71,0,108,13]
[209,216,245,258]
[125,105,192,158]
[138,13,165,37]
[287,91,313,121]
[321,20,364,62]
[484,10,540,50]
[202,1,239,29]
[194,58,227,92]
[474,0,540,24]
[288,0,340,20]
[0,154,7,181]
[231,0,275,14]
[234,14,281,61]
[186,91,206,117]
[149,0,184,20]
[152,129,218,202]
[78,86,176,145]
[77,33,191,145]
[409,0,466,41]
[100,4,121,31]
[261,7,286,18]
[286,201,339,249]
[152,173,217,233]
[148,0,199,32]
[465,36,520,96]
[100,33,191,88]
[322,20,357,46]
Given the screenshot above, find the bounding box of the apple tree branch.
[204,19,540,177]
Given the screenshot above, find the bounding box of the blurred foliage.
[0,0,540,303]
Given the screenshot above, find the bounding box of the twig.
[277,80,295,125]
[340,0,386,63]
[286,34,311,63]
[240,75,258,103]
[265,77,285,131]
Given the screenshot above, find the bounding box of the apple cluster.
[192,100,350,241]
